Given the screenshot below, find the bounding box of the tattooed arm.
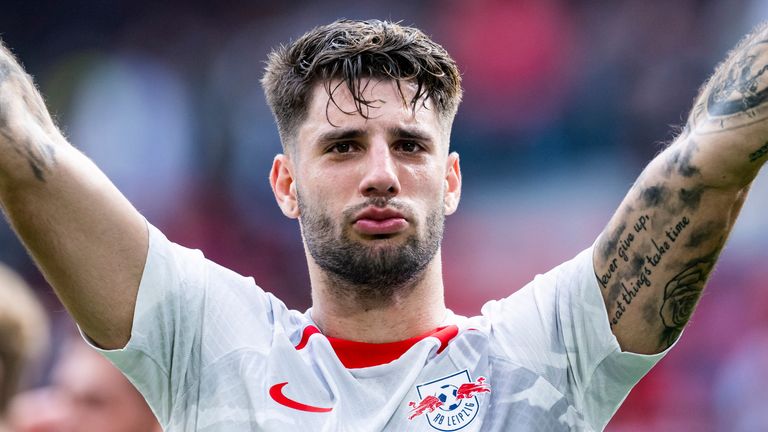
[0,43,147,349]
[594,23,768,354]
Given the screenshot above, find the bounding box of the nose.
[359,140,400,198]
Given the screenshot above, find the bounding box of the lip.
[352,207,408,235]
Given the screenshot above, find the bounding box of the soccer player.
[0,19,765,431]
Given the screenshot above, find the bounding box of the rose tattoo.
[659,261,712,348]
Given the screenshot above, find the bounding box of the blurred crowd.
[0,0,767,430]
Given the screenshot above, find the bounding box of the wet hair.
[261,19,462,149]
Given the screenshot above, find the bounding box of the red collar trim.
[294,325,459,369]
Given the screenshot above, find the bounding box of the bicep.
[1,143,147,349]
[594,138,747,354]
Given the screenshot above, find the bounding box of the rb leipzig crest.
[407,370,491,431]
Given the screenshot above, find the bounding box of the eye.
[328,141,356,154]
[395,140,421,153]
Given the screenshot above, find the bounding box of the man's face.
[274,78,461,303]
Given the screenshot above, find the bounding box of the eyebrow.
[389,127,433,142]
[316,127,434,144]
[317,128,367,143]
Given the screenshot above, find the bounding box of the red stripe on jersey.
[295,325,322,350]
[269,382,333,413]
[434,325,459,353]
[294,325,460,368]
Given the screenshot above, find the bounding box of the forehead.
[296,78,443,148]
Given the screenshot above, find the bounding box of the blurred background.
[0,0,767,430]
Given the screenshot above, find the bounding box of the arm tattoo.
[658,260,713,348]
[706,43,768,118]
[602,26,766,352]
[748,142,768,162]
[0,44,57,182]
[690,23,768,142]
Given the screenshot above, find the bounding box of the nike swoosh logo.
[269,382,333,413]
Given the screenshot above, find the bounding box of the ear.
[444,151,462,215]
[270,154,300,219]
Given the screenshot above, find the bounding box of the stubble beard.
[298,193,444,309]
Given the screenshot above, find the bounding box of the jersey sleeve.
[481,246,674,430]
[80,222,284,427]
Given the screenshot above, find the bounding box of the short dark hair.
[261,19,463,149]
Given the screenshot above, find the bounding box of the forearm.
[0,42,65,188]
[0,40,148,349]
[685,22,768,187]
[594,22,768,354]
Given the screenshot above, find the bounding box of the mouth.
[352,207,409,236]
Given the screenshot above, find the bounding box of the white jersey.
[88,224,670,431]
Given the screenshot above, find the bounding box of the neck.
[309,255,446,343]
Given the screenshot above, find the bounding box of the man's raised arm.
[594,23,768,355]
[0,42,147,349]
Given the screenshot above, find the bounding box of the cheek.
[301,165,338,197]
[299,168,356,213]
[404,163,445,200]
[399,165,446,223]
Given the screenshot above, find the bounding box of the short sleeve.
[81,222,281,427]
[481,247,673,430]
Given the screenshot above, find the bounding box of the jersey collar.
[294,324,459,368]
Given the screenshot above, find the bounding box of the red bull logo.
[407,370,490,431]
[408,395,444,420]
[456,376,491,399]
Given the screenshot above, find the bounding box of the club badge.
[407,370,490,431]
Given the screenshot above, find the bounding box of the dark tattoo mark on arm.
[678,186,707,211]
[0,44,57,182]
[641,185,669,207]
[0,129,54,182]
[23,137,55,182]
[706,45,768,117]
[749,141,768,162]
[666,141,701,178]
[658,260,713,348]
[685,222,720,248]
